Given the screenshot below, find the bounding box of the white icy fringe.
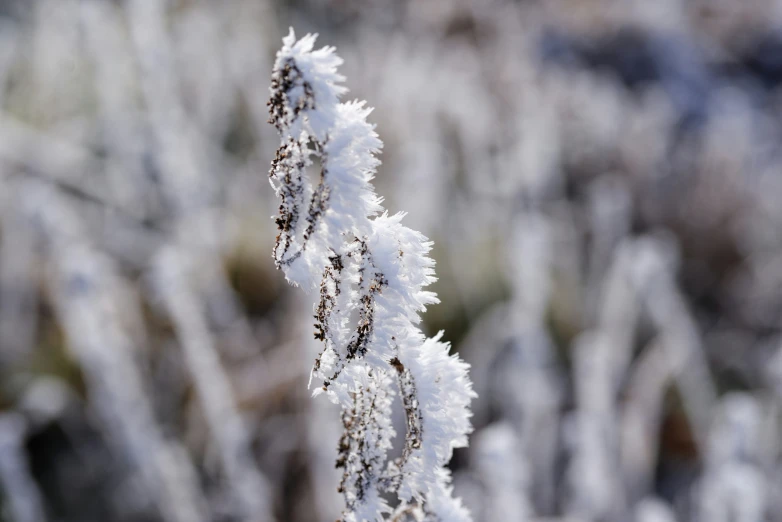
[268,29,475,521]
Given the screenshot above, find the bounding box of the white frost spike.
[268,30,475,521]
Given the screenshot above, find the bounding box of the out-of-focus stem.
[155,248,275,522]
[630,239,717,450]
[0,414,47,522]
[20,182,208,522]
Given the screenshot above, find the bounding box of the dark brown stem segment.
[385,351,424,493]
[335,372,393,516]
[268,57,332,269]
[320,240,387,390]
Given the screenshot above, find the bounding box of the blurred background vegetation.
[2,0,782,521]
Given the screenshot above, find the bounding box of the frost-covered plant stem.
[267,30,475,521]
[0,414,47,522]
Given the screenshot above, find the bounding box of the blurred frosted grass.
[2,0,782,520]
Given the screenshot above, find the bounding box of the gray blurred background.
[1,0,782,521]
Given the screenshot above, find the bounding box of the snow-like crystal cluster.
[267,29,475,521]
